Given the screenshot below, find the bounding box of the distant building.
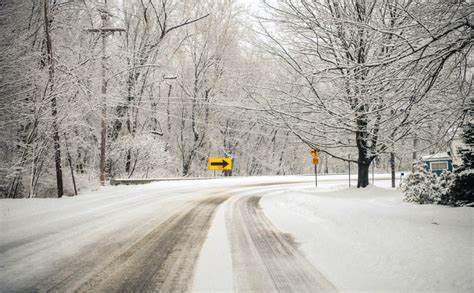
[420,152,453,175]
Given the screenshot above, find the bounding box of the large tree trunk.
[356,128,371,188]
[44,0,63,198]
[357,160,370,188]
[356,113,372,188]
[182,159,191,176]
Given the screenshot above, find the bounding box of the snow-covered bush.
[401,165,455,205]
[432,170,456,205]
[448,169,474,206]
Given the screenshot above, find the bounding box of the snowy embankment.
[261,182,474,292]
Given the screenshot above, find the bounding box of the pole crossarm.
[85,27,126,33]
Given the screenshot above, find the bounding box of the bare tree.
[175,0,239,176]
[107,0,208,178]
[256,0,472,187]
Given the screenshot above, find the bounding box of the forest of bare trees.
[253,0,472,187]
[1,0,471,197]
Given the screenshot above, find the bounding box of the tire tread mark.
[75,196,227,292]
[230,195,337,292]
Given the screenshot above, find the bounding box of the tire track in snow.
[74,195,229,292]
[229,195,337,292]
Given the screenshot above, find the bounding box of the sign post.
[314,163,318,187]
[310,148,321,188]
[400,172,405,187]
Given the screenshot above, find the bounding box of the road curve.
[228,194,337,292]
[1,181,337,292]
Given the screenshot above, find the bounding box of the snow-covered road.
[1,176,472,292]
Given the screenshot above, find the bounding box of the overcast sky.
[238,0,264,11]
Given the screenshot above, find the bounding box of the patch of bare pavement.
[77,196,229,292]
[1,195,227,293]
[228,194,337,292]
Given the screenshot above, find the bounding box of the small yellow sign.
[310,148,321,158]
[208,158,233,171]
[312,157,320,165]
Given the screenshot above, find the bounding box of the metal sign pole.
[315,164,318,187]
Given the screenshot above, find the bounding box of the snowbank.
[261,184,474,292]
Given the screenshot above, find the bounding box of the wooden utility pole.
[44,0,64,198]
[86,1,125,185]
[99,8,108,186]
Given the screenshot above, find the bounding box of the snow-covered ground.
[261,180,474,292]
[1,174,472,292]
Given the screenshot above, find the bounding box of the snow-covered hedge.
[447,121,474,206]
[448,169,474,206]
[401,165,455,205]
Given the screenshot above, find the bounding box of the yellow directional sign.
[310,148,321,158]
[312,157,320,165]
[208,158,232,171]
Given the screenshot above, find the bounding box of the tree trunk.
[390,152,396,188]
[65,135,78,195]
[125,149,131,174]
[44,0,63,198]
[324,153,329,174]
[182,160,191,176]
[357,160,370,188]
[356,115,372,188]
[412,137,418,160]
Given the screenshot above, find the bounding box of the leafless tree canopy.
[0,0,471,196]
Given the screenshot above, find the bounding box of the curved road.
[0,180,336,292]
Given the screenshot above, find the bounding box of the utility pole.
[86,1,125,185]
[44,0,64,198]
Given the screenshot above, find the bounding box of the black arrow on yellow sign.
[208,157,232,170]
[210,160,229,168]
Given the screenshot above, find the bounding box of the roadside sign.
[310,148,321,158]
[309,148,321,187]
[208,158,232,171]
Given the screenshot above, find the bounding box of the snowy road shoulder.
[260,185,474,292]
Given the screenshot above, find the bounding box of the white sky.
[238,0,264,11]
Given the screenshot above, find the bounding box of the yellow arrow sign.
[208,158,233,171]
